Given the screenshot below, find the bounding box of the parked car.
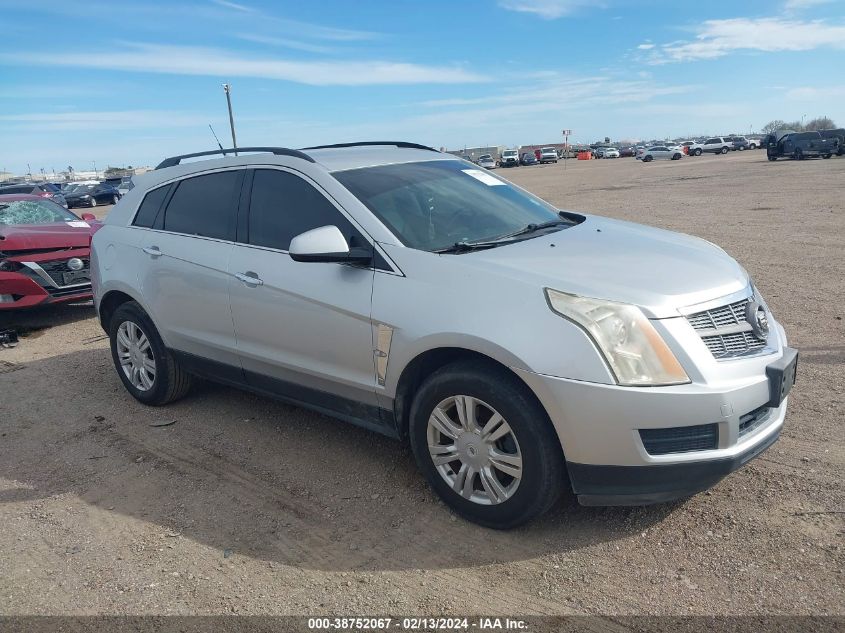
[500,149,520,168]
[65,183,122,208]
[520,152,538,166]
[477,155,497,169]
[641,146,684,162]
[634,146,647,160]
[619,147,635,158]
[92,142,796,528]
[764,131,838,161]
[688,137,732,156]
[539,147,558,164]
[726,136,750,151]
[0,182,67,208]
[818,129,845,156]
[603,147,620,159]
[117,178,135,196]
[0,194,100,310]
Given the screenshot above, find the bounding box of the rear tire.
[643,155,653,162]
[720,147,729,154]
[109,301,193,406]
[823,154,832,159]
[794,149,804,160]
[768,156,777,161]
[409,360,565,529]
[694,148,702,156]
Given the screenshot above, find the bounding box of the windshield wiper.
[496,215,571,241]
[434,240,505,254]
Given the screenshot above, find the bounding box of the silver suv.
[92,142,797,528]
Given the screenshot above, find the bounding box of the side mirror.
[80,213,97,221]
[289,225,372,265]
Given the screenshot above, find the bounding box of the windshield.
[76,184,97,193]
[334,159,566,252]
[503,151,517,156]
[0,199,79,225]
[542,148,556,153]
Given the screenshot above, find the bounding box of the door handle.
[142,246,162,257]
[235,271,263,287]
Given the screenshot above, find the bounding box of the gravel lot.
[0,150,842,617]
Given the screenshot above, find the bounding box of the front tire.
[643,155,653,162]
[109,301,193,406]
[89,197,97,207]
[112,194,120,204]
[409,360,565,529]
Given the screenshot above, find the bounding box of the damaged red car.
[0,194,102,310]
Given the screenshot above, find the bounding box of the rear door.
[228,167,379,417]
[135,168,244,371]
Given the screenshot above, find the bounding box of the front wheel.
[409,361,565,529]
[823,154,832,159]
[89,197,97,207]
[768,156,777,161]
[109,301,193,406]
[643,155,653,162]
[112,194,119,204]
[794,149,804,160]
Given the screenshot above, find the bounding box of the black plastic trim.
[156,147,316,169]
[300,141,439,153]
[569,427,781,506]
[170,350,398,438]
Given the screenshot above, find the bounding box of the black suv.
[0,182,67,207]
[765,131,838,161]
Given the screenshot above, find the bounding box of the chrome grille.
[687,296,769,359]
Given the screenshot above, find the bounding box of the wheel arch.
[391,346,555,446]
[98,287,153,334]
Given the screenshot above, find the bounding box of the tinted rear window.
[163,170,241,240]
[133,184,171,228]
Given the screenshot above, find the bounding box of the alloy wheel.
[116,321,156,391]
[426,395,523,505]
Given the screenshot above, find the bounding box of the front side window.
[334,159,568,252]
[0,199,79,225]
[163,170,241,240]
[248,169,357,251]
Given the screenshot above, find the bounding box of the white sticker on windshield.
[66,221,90,228]
[462,169,506,186]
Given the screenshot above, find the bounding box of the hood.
[459,215,748,318]
[0,221,100,252]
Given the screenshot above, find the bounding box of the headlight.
[545,289,690,386]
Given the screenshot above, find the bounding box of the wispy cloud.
[1,42,489,86]
[0,110,211,131]
[642,17,845,64]
[234,33,336,55]
[784,0,835,10]
[210,0,255,13]
[497,0,598,19]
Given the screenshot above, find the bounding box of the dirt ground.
[0,150,842,617]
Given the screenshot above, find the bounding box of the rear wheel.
[720,147,729,154]
[768,156,778,161]
[643,155,653,162]
[794,149,804,160]
[694,148,702,156]
[823,154,832,159]
[109,301,193,406]
[409,361,565,529]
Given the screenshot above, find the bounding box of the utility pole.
[223,83,238,155]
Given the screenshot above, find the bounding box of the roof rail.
[299,141,440,153]
[155,147,315,170]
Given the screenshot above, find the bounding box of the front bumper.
[0,255,93,310]
[514,343,793,505]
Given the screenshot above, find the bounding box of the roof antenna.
[208,124,227,155]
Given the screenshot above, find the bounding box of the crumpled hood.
[460,215,749,318]
[0,222,100,252]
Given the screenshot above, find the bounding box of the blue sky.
[0,0,843,172]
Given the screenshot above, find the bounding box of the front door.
[228,167,380,423]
